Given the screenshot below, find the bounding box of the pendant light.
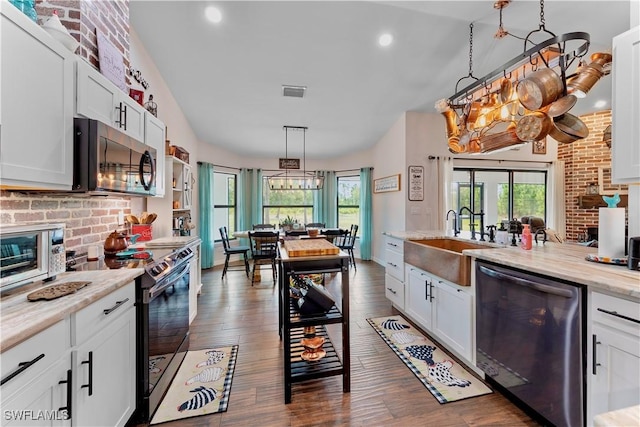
[267,126,324,190]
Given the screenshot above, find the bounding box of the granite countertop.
[384,230,640,302]
[136,235,201,248]
[0,269,144,352]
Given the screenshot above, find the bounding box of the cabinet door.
[591,323,640,417]
[0,5,74,190]
[119,95,145,142]
[384,273,404,309]
[73,307,136,427]
[182,164,193,210]
[145,114,166,197]
[433,279,472,361]
[2,359,71,427]
[611,25,640,184]
[406,267,433,331]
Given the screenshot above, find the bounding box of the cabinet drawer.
[385,273,404,309]
[1,319,69,396]
[72,283,135,345]
[385,250,404,281]
[592,292,640,336]
[384,236,404,255]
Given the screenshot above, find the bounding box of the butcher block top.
[283,239,340,257]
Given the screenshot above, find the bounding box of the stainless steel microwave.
[0,223,66,292]
[73,118,156,196]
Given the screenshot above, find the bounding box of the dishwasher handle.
[478,265,574,298]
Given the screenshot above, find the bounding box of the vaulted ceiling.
[130,1,631,159]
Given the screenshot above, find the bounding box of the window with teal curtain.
[238,168,263,240]
[198,162,215,269]
[312,170,337,227]
[359,167,373,260]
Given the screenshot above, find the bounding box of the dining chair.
[253,224,276,230]
[219,226,250,279]
[337,224,358,270]
[304,222,325,229]
[285,229,307,237]
[320,228,344,244]
[248,230,279,285]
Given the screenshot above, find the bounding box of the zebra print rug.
[150,345,238,425]
[368,316,491,404]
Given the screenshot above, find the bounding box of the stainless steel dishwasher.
[475,261,585,427]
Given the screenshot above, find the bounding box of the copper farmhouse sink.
[404,238,495,286]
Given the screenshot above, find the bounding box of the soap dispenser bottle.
[521,224,532,250]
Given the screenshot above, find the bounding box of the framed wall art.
[408,165,424,201]
[374,174,401,194]
[532,139,547,155]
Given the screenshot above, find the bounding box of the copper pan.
[547,94,577,117]
[479,128,521,153]
[515,111,553,142]
[499,78,513,103]
[549,113,589,143]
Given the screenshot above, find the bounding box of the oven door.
[140,261,190,420]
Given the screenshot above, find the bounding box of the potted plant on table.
[280,215,298,232]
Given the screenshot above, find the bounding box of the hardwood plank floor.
[136,260,539,426]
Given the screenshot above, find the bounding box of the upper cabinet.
[611,25,640,184]
[76,60,145,142]
[145,114,166,197]
[0,3,74,190]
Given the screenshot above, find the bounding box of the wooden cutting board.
[284,239,339,257]
[27,281,91,301]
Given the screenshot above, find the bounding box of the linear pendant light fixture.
[267,126,324,190]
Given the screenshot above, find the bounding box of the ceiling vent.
[282,85,306,98]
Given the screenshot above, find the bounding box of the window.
[213,172,236,238]
[337,175,360,230]
[262,177,313,226]
[452,168,547,230]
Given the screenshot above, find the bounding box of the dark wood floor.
[141,260,539,426]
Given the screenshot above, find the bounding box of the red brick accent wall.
[557,110,628,241]
[35,0,130,73]
[0,191,131,256]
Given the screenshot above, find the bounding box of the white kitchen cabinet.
[72,284,136,427]
[611,25,640,184]
[0,3,74,190]
[384,236,405,309]
[76,59,145,142]
[432,278,472,361]
[188,239,202,324]
[404,263,473,362]
[406,266,433,330]
[145,113,166,197]
[589,292,640,423]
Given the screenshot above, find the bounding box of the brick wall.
[0,191,131,257]
[35,0,130,73]
[557,110,628,241]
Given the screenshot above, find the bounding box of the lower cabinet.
[384,273,404,308]
[72,284,136,427]
[404,264,473,362]
[589,292,640,422]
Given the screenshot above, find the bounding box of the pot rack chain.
[455,23,479,95]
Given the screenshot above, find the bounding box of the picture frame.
[374,174,401,194]
[408,166,424,201]
[532,139,546,155]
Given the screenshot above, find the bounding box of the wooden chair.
[285,229,307,237]
[253,224,276,230]
[320,228,345,244]
[304,222,325,229]
[248,230,279,285]
[219,226,250,279]
[337,224,358,270]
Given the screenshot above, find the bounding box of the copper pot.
[549,113,589,144]
[104,230,129,256]
[479,128,521,153]
[516,68,564,110]
[515,111,553,142]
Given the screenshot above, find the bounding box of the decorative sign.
[96,30,127,93]
[279,158,300,169]
[408,166,424,201]
[532,139,546,155]
[374,174,401,194]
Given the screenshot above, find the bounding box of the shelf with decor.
[167,154,193,236]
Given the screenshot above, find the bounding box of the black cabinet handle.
[592,334,602,375]
[81,351,93,396]
[387,262,397,268]
[424,279,429,300]
[597,308,640,324]
[103,298,129,315]
[122,104,127,130]
[115,102,124,129]
[0,353,45,385]
[386,287,396,295]
[59,369,72,420]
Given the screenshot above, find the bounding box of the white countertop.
[593,405,640,427]
[136,235,201,248]
[384,230,640,301]
[0,269,144,352]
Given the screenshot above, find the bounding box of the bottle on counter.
[521,224,532,250]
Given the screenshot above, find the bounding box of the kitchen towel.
[150,345,238,425]
[368,316,492,404]
[598,207,625,258]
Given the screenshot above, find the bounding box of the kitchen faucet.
[458,207,485,241]
[445,210,459,237]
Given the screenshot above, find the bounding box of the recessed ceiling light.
[378,33,393,47]
[594,100,607,108]
[205,6,222,24]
